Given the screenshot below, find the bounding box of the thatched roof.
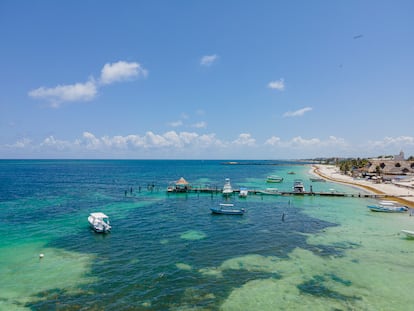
[176,177,189,185]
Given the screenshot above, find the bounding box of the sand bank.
[311,164,414,208]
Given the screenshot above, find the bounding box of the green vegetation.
[338,158,370,174]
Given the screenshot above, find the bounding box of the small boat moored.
[239,187,248,198]
[266,175,284,183]
[88,212,111,233]
[222,178,233,196]
[293,179,306,193]
[367,201,408,213]
[210,203,245,215]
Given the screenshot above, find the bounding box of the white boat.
[293,179,305,193]
[210,203,245,215]
[367,201,408,213]
[401,230,414,238]
[239,187,248,198]
[266,175,283,183]
[88,212,111,233]
[222,178,233,196]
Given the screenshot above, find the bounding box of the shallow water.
[1,160,414,310]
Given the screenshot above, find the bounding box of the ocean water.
[1,160,414,310]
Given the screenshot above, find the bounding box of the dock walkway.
[167,188,414,200]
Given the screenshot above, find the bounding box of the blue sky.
[1,0,413,159]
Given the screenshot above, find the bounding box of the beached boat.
[88,212,111,233]
[222,178,233,196]
[367,201,408,213]
[239,187,248,198]
[401,230,414,239]
[266,175,283,183]
[210,203,245,215]
[293,179,305,193]
[259,188,281,195]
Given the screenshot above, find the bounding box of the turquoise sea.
[1,160,414,310]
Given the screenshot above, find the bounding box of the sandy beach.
[311,164,414,208]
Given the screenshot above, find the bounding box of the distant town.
[318,151,414,181]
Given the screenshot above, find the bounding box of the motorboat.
[266,175,283,183]
[211,203,245,215]
[401,230,414,238]
[239,187,248,198]
[367,201,408,213]
[222,178,233,196]
[88,212,111,233]
[293,179,306,193]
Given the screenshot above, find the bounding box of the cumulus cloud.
[8,138,32,148]
[265,135,348,149]
[264,136,281,146]
[100,61,148,85]
[41,136,72,150]
[232,133,256,146]
[268,79,285,91]
[7,132,414,159]
[28,60,147,108]
[283,107,312,117]
[370,136,414,148]
[200,54,218,66]
[290,136,321,146]
[28,80,97,108]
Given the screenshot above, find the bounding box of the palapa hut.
[174,177,191,192]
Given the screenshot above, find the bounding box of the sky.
[1,0,413,159]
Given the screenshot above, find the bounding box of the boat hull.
[367,205,408,213]
[266,176,283,183]
[88,213,111,233]
[401,230,414,238]
[210,207,245,215]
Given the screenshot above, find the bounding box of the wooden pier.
[167,188,414,200]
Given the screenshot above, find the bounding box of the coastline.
[311,164,414,208]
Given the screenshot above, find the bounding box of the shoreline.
[311,164,414,208]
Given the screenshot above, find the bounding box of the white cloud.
[28,80,97,108]
[168,120,183,127]
[283,107,312,117]
[100,61,148,85]
[232,133,256,146]
[200,54,218,66]
[29,60,146,108]
[268,79,285,91]
[290,136,321,146]
[8,138,32,148]
[80,132,102,149]
[192,121,207,129]
[265,135,348,150]
[264,136,281,146]
[41,136,72,150]
[5,132,414,159]
[369,136,414,148]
